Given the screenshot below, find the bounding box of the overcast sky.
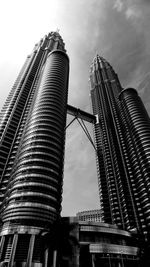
[0,0,150,216]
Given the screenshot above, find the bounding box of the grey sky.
[0,0,150,216]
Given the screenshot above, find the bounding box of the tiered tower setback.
[90,55,150,238]
[0,32,69,266]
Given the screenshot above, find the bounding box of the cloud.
[62,0,150,109]
[113,0,150,33]
[112,0,150,113]
[114,0,124,12]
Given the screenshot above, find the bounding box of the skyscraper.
[90,55,150,239]
[0,32,69,266]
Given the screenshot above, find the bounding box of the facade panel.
[90,55,150,239]
[0,32,69,266]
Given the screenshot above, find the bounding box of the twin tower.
[0,32,150,266]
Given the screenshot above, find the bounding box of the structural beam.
[67,104,96,124]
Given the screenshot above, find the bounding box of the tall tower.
[90,55,150,238]
[0,32,69,266]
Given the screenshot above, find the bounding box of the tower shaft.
[90,55,150,237]
[0,32,69,266]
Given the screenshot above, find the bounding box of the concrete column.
[44,248,49,267]
[52,250,57,267]
[8,234,18,267]
[0,236,5,261]
[92,254,95,267]
[26,234,35,267]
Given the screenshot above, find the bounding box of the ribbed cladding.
[90,59,128,228]
[90,67,113,225]
[119,88,150,227]
[0,43,48,206]
[0,55,33,134]
[2,50,69,227]
[95,59,142,230]
[0,34,63,205]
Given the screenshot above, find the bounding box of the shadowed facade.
[90,55,150,239]
[0,32,69,266]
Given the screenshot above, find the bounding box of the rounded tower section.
[2,50,69,228]
[119,88,150,232]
